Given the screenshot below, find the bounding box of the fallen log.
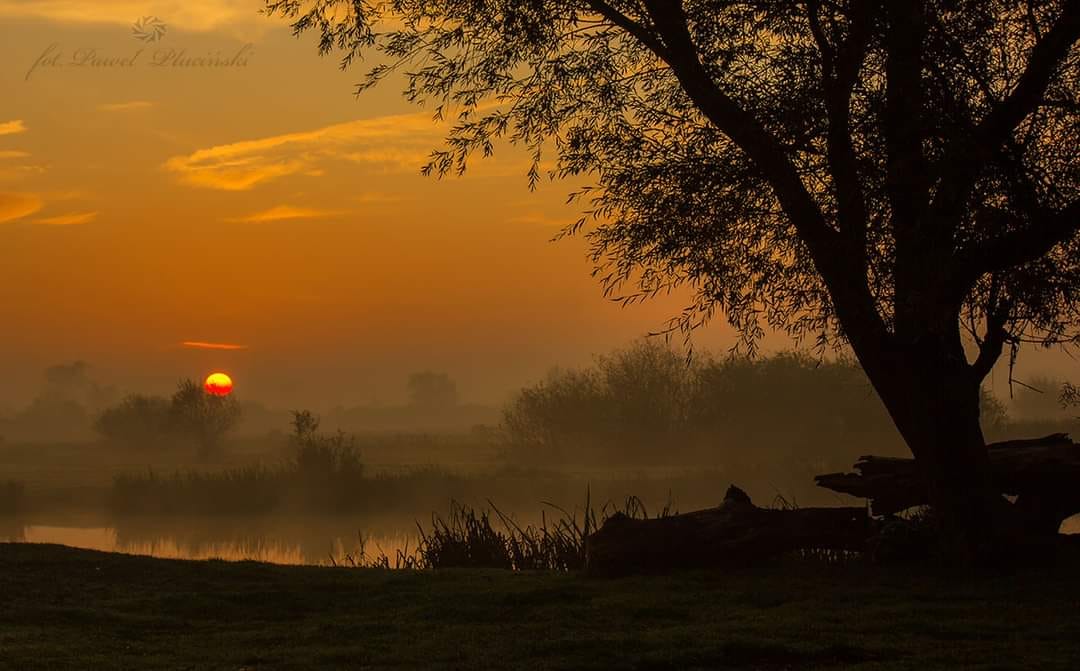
[585,485,871,576]
[815,434,1080,533]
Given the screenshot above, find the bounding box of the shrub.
[94,394,171,447]
[288,411,364,479]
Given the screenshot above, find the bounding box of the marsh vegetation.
[2,343,1077,567]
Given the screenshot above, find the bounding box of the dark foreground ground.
[1,543,1078,670]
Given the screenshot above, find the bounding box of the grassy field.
[1,543,1078,670]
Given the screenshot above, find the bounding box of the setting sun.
[203,372,234,396]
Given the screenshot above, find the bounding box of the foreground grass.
[1,543,1078,670]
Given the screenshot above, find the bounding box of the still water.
[3,514,1078,566]
[0,516,420,566]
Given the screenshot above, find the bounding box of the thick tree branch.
[636,0,890,356]
[884,2,939,333]
[636,1,833,248]
[807,1,876,250]
[884,2,931,238]
[967,201,1080,278]
[933,3,1080,222]
[585,1,666,57]
[971,285,1011,381]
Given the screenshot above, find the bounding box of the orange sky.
[0,1,742,409]
[0,1,1071,410]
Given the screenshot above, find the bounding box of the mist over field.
[3,340,1077,567]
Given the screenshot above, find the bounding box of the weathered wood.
[815,434,1080,531]
[585,486,871,576]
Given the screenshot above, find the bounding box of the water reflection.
[2,513,1077,565]
[0,517,417,566]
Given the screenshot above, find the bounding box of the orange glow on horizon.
[203,372,234,396]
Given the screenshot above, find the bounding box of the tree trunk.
[859,351,1007,560]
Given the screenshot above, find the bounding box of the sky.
[0,0,740,410]
[0,1,1073,412]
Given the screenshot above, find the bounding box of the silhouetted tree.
[169,379,241,459]
[271,1,1080,552]
[287,410,364,481]
[407,372,459,410]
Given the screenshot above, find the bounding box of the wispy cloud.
[182,341,249,351]
[0,151,30,160]
[164,112,441,191]
[227,205,344,223]
[0,120,27,136]
[0,164,46,181]
[99,101,155,112]
[167,156,312,191]
[0,192,43,223]
[34,211,98,226]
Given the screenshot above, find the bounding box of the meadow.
[2,542,1079,670]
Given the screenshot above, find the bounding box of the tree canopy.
[269,0,1079,364]
[269,0,1080,544]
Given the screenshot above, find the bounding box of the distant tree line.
[502,342,1010,474]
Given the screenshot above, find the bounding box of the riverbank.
[2,543,1078,670]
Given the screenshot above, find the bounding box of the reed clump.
[344,494,673,571]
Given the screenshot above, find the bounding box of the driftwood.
[815,434,1080,534]
[585,485,871,576]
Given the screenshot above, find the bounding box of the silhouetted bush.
[502,343,1010,473]
[94,395,172,447]
[288,411,363,477]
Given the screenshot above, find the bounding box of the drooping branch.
[638,1,832,248]
[933,3,1080,223]
[633,0,891,359]
[268,0,1080,383]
